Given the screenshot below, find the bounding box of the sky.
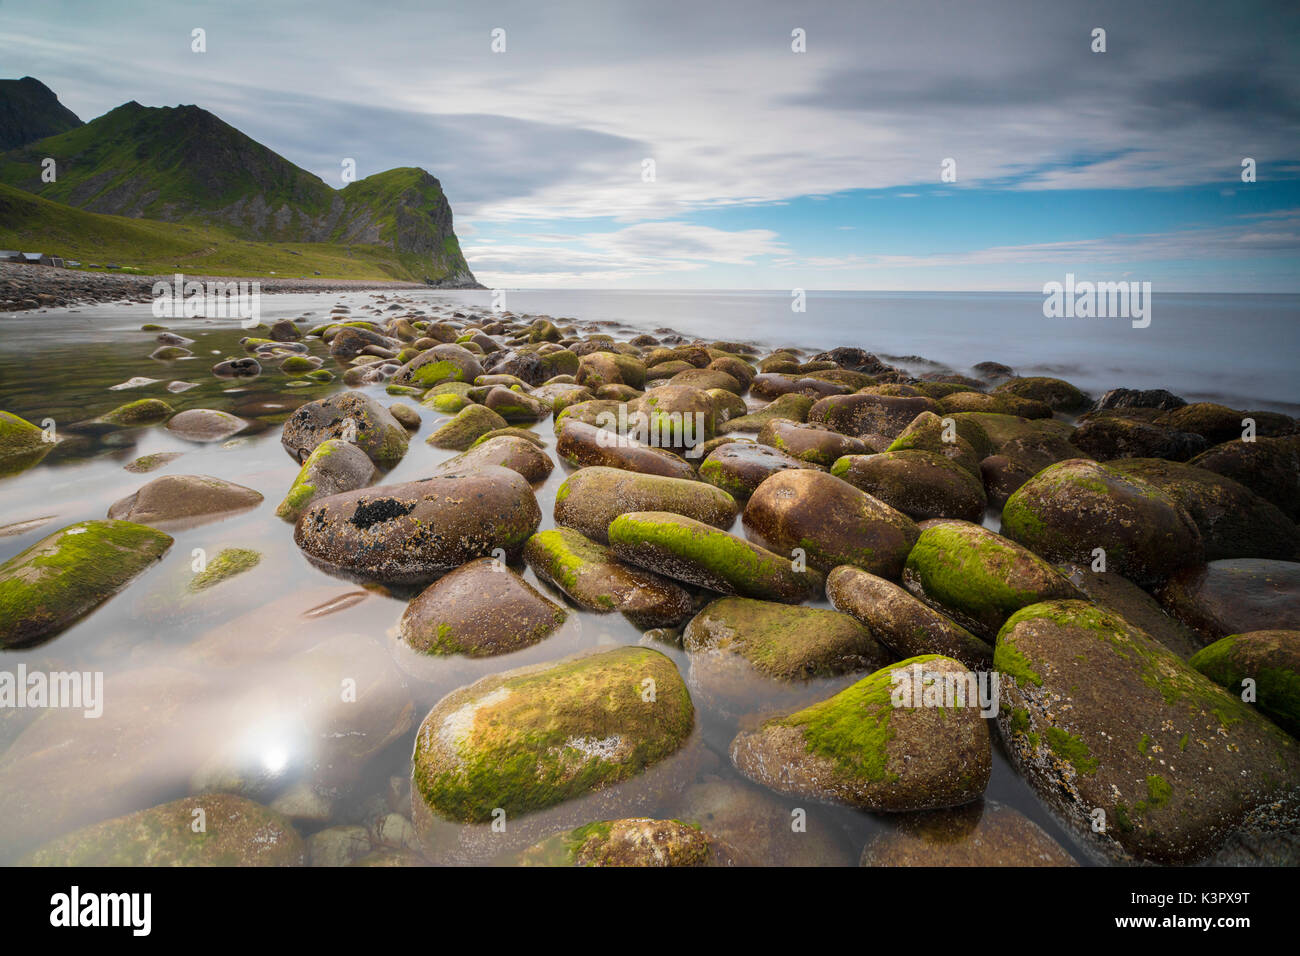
[4,0,1299,290]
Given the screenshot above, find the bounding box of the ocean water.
[435,289,1300,415]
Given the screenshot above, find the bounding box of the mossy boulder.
[629,383,718,450]
[808,392,938,442]
[482,385,549,423]
[21,794,305,866]
[1189,630,1300,736]
[831,450,987,523]
[902,519,1077,639]
[426,403,509,451]
[188,547,260,592]
[523,527,693,628]
[1109,458,1300,561]
[730,655,991,811]
[743,468,919,577]
[757,418,869,466]
[166,408,248,443]
[97,398,174,427]
[387,402,421,429]
[698,440,814,500]
[276,438,378,522]
[683,596,890,716]
[0,410,53,475]
[0,519,173,648]
[669,367,741,395]
[1159,559,1300,641]
[994,599,1300,863]
[280,391,408,466]
[1072,416,1208,462]
[859,800,1076,866]
[885,411,982,476]
[994,376,1091,412]
[554,466,737,544]
[398,558,568,657]
[939,390,1052,419]
[827,565,992,668]
[294,467,541,586]
[108,474,263,529]
[471,426,547,449]
[516,818,738,866]
[433,435,553,485]
[718,394,812,435]
[1002,458,1203,587]
[556,419,696,479]
[1156,402,1294,445]
[412,646,694,834]
[610,511,822,602]
[1190,435,1300,521]
[576,351,647,390]
[392,343,484,388]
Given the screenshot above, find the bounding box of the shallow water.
[11,287,1284,865]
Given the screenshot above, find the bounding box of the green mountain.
[0,89,480,285]
[0,77,83,150]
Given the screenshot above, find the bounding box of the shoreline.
[0,263,462,312]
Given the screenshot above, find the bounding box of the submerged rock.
[730,655,991,811]
[0,410,54,476]
[1159,558,1300,641]
[188,547,260,592]
[96,398,174,426]
[859,801,1076,866]
[517,818,739,867]
[22,794,305,866]
[165,408,247,443]
[398,557,569,657]
[994,600,1300,863]
[0,520,172,648]
[108,474,264,529]
[294,467,541,585]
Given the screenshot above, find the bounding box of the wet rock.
[1189,630,1300,736]
[609,511,823,603]
[859,801,1076,866]
[387,402,421,430]
[669,367,742,394]
[1160,559,1300,641]
[1094,387,1187,411]
[517,818,739,867]
[554,466,737,544]
[399,557,568,657]
[1190,435,1300,521]
[108,474,263,529]
[1110,458,1300,561]
[412,646,693,842]
[1156,402,1294,445]
[994,376,1091,412]
[426,404,509,451]
[276,433,377,515]
[150,345,192,360]
[1061,565,1201,659]
[308,825,372,867]
[434,435,553,484]
[280,391,409,466]
[576,351,647,390]
[392,343,484,388]
[0,410,53,476]
[212,356,261,378]
[810,347,895,376]
[483,385,549,422]
[97,398,174,426]
[1072,417,1208,462]
[831,450,986,523]
[268,318,302,341]
[294,467,541,585]
[885,410,982,476]
[165,408,248,443]
[555,419,698,478]
[939,391,1053,419]
[0,520,172,648]
[902,520,1077,639]
[1002,458,1203,587]
[743,468,919,577]
[827,565,992,668]
[123,451,184,473]
[994,599,1300,863]
[524,527,693,628]
[757,418,868,466]
[22,794,305,866]
[719,393,815,433]
[699,440,813,500]
[188,547,260,592]
[809,392,938,441]
[730,655,991,811]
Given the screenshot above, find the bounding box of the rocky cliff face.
[0,77,83,150]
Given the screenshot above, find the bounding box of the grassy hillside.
[0,182,439,280]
